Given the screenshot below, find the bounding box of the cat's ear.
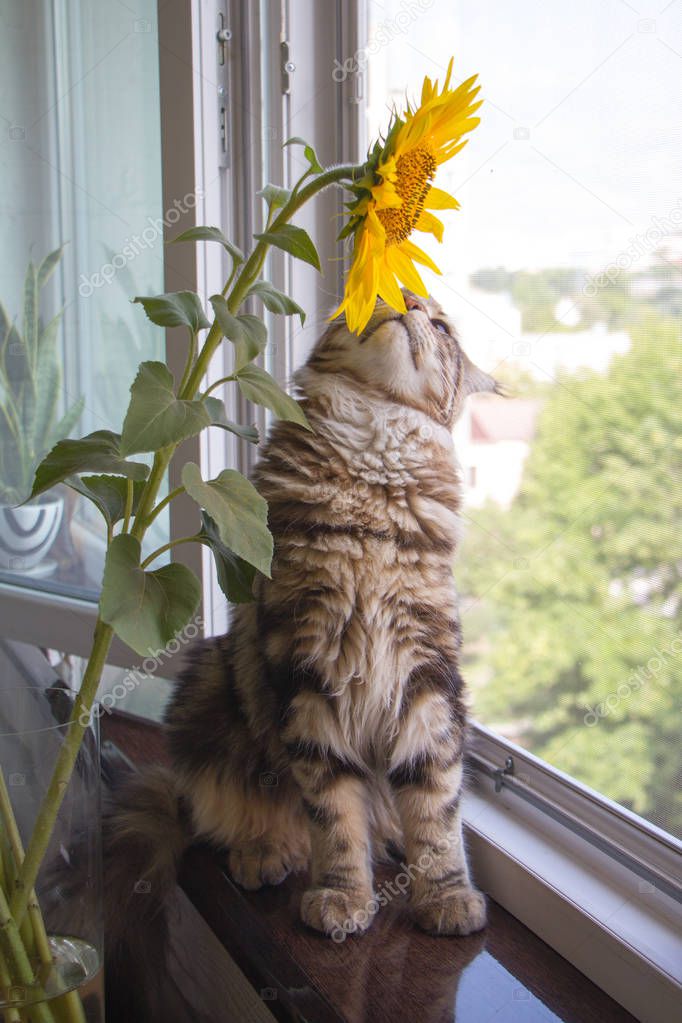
[461,351,504,397]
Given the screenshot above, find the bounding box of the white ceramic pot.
[0,497,64,572]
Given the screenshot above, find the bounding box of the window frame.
[0,2,679,1018]
[462,792,682,1022]
[467,723,682,902]
[463,728,682,1021]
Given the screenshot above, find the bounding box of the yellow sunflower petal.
[339,208,388,333]
[424,185,460,210]
[438,135,472,163]
[385,243,429,296]
[372,179,402,209]
[415,209,444,242]
[421,75,434,106]
[333,231,373,328]
[400,238,442,276]
[377,262,407,313]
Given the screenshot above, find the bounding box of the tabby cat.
[106,290,496,1008]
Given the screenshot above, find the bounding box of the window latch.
[281,41,296,95]
[216,13,231,66]
[493,755,515,793]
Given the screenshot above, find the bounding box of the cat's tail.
[103,764,193,1022]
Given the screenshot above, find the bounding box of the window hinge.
[281,41,295,95]
[493,755,515,793]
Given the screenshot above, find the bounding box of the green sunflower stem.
[0,768,57,967]
[130,446,174,543]
[0,775,67,1023]
[9,621,114,930]
[0,949,22,1023]
[121,478,134,535]
[49,990,87,1023]
[178,161,364,403]
[143,485,185,528]
[140,535,197,570]
[0,885,55,1023]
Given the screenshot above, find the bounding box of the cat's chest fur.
[255,382,463,755]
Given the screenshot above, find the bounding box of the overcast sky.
[367,0,682,276]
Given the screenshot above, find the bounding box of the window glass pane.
[366,2,682,839]
[0,638,171,729]
[0,0,167,600]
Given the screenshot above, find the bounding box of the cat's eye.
[431,318,450,335]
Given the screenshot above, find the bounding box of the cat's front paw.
[300,886,376,940]
[413,886,487,936]
[228,842,292,890]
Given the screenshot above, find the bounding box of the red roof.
[469,397,541,443]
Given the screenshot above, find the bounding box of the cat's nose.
[404,293,427,314]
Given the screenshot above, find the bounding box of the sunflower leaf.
[246,281,306,325]
[170,226,244,267]
[210,296,268,371]
[67,474,146,529]
[257,184,291,211]
[29,431,150,501]
[284,136,323,174]
[100,534,201,656]
[133,292,211,333]
[120,361,211,455]
[203,397,259,444]
[254,224,321,272]
[182,462,273,576]
[195,511,258,603]
[235,363,311,430]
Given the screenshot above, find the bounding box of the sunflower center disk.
[377,144,437,246]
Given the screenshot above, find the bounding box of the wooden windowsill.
[103,712,637,1023]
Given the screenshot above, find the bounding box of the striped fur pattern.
[166,291,495,938]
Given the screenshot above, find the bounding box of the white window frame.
[464,725,682,1021]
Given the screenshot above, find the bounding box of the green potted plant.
[0,248,84,574]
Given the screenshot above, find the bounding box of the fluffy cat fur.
[105,291,497,1015]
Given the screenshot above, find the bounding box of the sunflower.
[334,58,482,334]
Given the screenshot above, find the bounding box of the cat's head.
[300,290,499,427]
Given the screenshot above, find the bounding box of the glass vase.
[0,686,103,1023]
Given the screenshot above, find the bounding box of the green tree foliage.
[457,313,682,837]
[471,261,682,333]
